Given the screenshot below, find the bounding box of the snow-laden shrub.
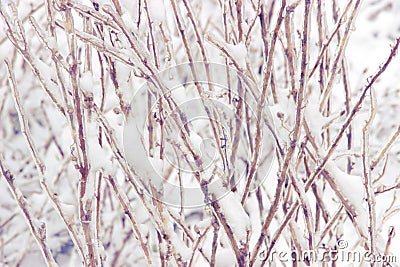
[1,0,400,266]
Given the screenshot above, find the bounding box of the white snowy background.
[0,0,400,266]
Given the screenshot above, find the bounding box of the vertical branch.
[143,0,160,69]
[308,0,353,79]
[342,59,353,173]
[63,7,98,266]
[283,4,297,101]
[315,0,326,94]
[94,172,102,263]
[106,175,152,264]
[170,0,225,166]
[332,0,353,171]
[182,0,214,92]
[319,0,362,111]
[0,4,66,116]
[362,90,377,261]
[384,226,395,256]
[223,0,232,103]
[241,0,286,206]
[5,59,86,264]
[169,3,248,263]
[210,217,219,267]
[235,0,243,42]
[0,155,58,267]
[250,0,312,264]
[259,37,400,263]
[4,59,45,174]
